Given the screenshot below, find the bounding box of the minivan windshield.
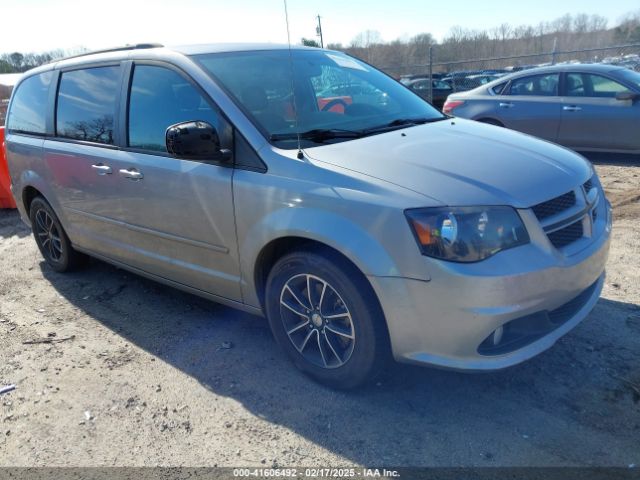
[194,49,445,148]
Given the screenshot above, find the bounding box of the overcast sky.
[1,0,639,54]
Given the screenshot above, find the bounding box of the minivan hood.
[304,118,592,207]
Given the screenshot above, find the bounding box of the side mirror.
[615,91,639,102]
[166,121,231,161]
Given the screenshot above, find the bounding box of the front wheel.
[265,248,390,389]
[29,196,87,272]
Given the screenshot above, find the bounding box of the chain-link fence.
[380,43,640,109]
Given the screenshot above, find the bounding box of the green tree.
[9,52,24,70]
[301,38,320,48]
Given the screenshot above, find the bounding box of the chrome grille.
[532,191,576,221]
[547,220,584,249]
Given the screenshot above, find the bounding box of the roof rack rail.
[58,43,164,62]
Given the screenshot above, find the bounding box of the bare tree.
[329,10,635,77]
[615,10,640,42]
[0,48,84,73]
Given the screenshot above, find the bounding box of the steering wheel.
[321,98,349,112]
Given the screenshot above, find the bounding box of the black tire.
[265,247,390,389]
[29,196,88,272]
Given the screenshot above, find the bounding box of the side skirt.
[73,245,265,318]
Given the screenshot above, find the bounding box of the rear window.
[56,66,120,145]
[508,73,559,96]
[6,72,53,135]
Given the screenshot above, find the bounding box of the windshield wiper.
[270,118,447,144]
[270,128,363,143]
[363,116,447,134]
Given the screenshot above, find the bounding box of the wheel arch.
[239,207,405,310]
[475,117,505,127]
[14,168,61,225]
[254,236,377,312]
[22,185,43,216]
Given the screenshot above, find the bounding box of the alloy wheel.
[34,209,63,262]
[279,273,355,369]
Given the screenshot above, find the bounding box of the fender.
[15,169,68,229]
[239,206,410,308]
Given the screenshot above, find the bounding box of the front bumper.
[369,203,611,371]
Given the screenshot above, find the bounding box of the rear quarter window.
[490,82,507,94]
[6,71,53,135]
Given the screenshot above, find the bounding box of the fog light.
[492,326,504,346]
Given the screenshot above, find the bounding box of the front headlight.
[405,206,529,262]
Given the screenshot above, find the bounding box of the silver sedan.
[444,64,640,154]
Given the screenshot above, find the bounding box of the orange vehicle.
[0,126,17,209]
[317,95,352,113]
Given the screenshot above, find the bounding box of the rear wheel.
[29,196,87,272]
[265,248,390,389]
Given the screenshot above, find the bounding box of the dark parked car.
[399,73,444,84]
[444,64,640,153]
[442,73,505,92]
[405,78,453,110]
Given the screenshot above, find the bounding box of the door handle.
[563,105,582,111]
[91,164,112,175]
[499,102,514,108]
[119,168,144,180]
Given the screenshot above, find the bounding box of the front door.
[557,72,640,151]
[110,63,242,301]
[495,72,561,142]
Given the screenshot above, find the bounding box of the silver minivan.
[5,44,612,388]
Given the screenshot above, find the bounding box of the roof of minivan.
[173,43,317,55]
[17,43,322,80]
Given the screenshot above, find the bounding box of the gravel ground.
[0,158,639,467]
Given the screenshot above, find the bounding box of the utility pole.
[316,15,324,48]
[428,45,433,105]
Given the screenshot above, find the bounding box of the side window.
[413,81,429,91]
[566,73,586,96]
[56,66,120,145]
[587,74,629,98]
[508,73,559,96]
[128,65,221,153]
[6,72,53,134]
[434,80,452,90]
